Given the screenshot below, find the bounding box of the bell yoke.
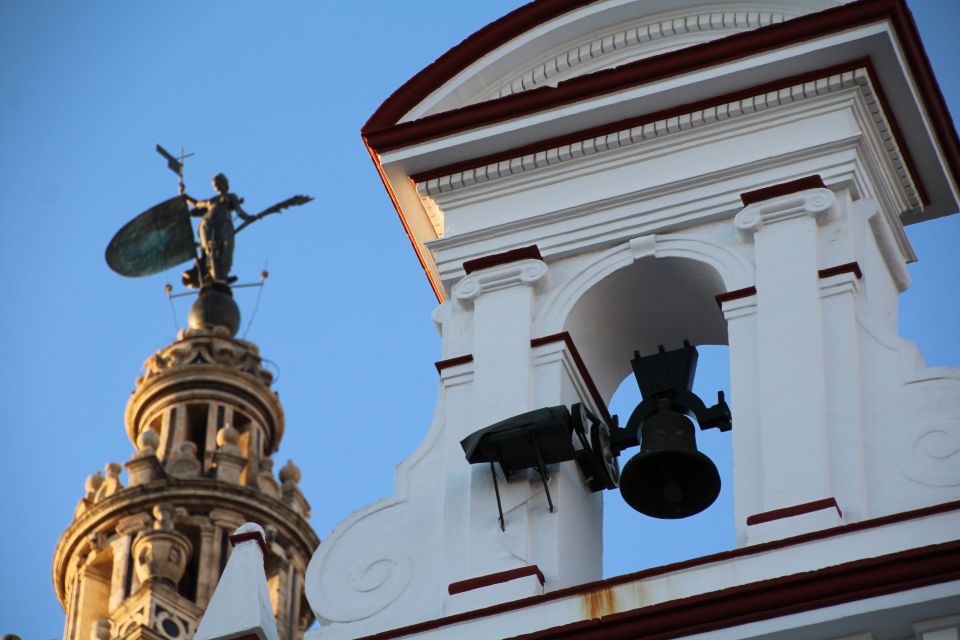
[461,340,731,526]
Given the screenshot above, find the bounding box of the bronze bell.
[619,399,720,519]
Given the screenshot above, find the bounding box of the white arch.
[534,233,754,336]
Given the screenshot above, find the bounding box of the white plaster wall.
[307,38,959,640]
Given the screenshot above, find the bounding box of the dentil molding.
[479,7,795,103]
[417,68,918,219]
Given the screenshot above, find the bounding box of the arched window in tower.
[176,522,202,603]
[186,404,210,465]
[562,254,734,574]
[605,344,733,575]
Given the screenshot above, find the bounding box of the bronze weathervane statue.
[105,145,313,335]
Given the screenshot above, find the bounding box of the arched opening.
[563,254,734,576]
[603,345,733,576]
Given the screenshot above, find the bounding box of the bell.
[619,401,720,519]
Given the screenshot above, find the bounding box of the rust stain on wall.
[581,586,618,620]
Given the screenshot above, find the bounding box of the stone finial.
[166,441,202,478]
[280,460,311,518]
[256,458,281,498]
[84,470,104,497]
[93,463,125,502]
[216,424,241,449]
[195,523,279,640]
[136,428,160,456]
[279,459,301,485]
[152,504,174,531]
[213,429,246,484]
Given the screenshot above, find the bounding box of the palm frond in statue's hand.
[235,195,314,233]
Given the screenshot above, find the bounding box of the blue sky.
[1,1,957,637]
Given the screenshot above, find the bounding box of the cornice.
[52,477,319,606]
[364,0,900,150]
[417,67,920,215]
[427,145,867,286]
[125,358,285,453]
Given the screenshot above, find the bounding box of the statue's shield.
[105,196,195,277]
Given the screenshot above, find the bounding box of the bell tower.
[53,322,318,639]
[299,1,960,638]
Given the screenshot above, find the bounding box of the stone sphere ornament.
[189,283,241,336]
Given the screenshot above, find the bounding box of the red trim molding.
[530,332,613,425]
[511,540,960,640]
[819,262,863,280]
[449,565,546,596]
[364,0,960,199]
[229,530,268,556]
[435,354,474,373]
[714,286,757,308]
[355,498,960,640]
[463,245,543,274]
[363,0,595,131]
[366,1,894,147]
[747,497,842,526]
[407,61,871,185]
[740,175,827,206]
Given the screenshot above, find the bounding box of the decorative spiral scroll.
[733,207,763,236]
[453,259,548,303]
[310,542,414,623]
[804,192,833,213]
[452,276,481,301]
[899,424,960,487]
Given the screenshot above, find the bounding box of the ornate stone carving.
[166,442,202,478]
[312,547,415,624]
[257,458,281,498]
[279,459,301,485]
[452,259,548,304]
[418,69,918,212]
[280,460,311,518]
[135,428,160,457]
[93,463,125,502]
[899,422,960,487]
[125,453,164,487]
[734,188,837,240]
[138,327,274,387]
[131,505,193,588]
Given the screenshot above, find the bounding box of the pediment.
[366,0,846,130]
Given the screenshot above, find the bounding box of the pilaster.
[734,187,840,542]
[444,258,550,614]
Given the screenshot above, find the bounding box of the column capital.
[734,188,837,241]
[452,259,548,304]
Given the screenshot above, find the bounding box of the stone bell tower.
[53,320,319,639]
